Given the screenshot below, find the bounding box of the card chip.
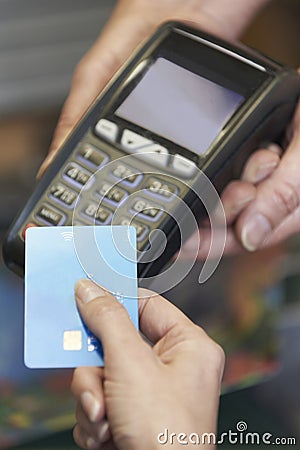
[63,330,82,351]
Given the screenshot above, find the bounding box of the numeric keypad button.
[131,198,163,221]
[144,177,177,200]
[64,164,91,187]
[77,144,108,168]
[96,182,127,205]
[111,164,143,186]
[81,203,112,224]
[50,183,78,207]
[36,204,65,226]
[119,217,148,240]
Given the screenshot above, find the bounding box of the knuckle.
[200,340,225,384]
[184,325,225,366]
[171,322,201,342]
[208,341,226,372]
[193,328,225,368]
[272,181,299,215]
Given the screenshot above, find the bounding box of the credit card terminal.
[3,21,300,281]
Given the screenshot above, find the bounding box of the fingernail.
[75,279,106,303]
[241,214,272,251]
[81,391,101,423]
[265,143,282,155]
[254,161,278,183]
[86,436,98,449]
[98,421,110,443]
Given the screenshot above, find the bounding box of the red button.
[22,223,38,240]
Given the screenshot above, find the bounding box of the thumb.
[75,279,145,367]
[237,99,300,250]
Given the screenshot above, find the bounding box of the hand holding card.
[24,225,138,368]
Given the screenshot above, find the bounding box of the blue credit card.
[24,225,138,368]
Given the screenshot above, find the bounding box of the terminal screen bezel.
[102,28,272,161]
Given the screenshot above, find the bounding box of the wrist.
[117,0,270,41]
[198,0,271,40]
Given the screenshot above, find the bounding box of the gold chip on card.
[63,330,82,351]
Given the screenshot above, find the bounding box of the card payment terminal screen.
[116,57,244,155]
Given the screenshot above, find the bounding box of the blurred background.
[0,0,299,448]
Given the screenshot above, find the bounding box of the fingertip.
[72,424,81,448]
[73,424,98,450]
[264,143,282,155]
[97,420,111,444]
[75,279,108,304]
[239,213,272,251]
[242,149,280,184]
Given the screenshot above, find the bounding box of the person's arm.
[37,0,270,176]
[71,280,225,449]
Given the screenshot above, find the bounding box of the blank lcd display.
[116,57,244,155]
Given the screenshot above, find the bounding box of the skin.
[72,280,225,449]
